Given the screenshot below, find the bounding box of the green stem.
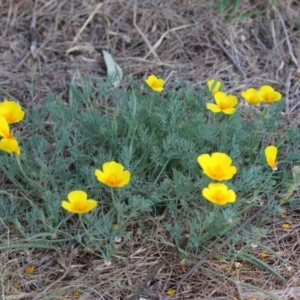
[79,214,91,240]
[15,155,42,191]
[110,188,120,224]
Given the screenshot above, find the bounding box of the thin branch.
[131,237,188,300]
[273,5,299,69]
[133,0,159,60]
[211,36,247,80]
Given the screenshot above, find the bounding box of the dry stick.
[273,6,299,69]
[144,24,193,60]
[30,7,38,59]
[71,3,104,46]
[177,204,268,288]
[133,0,159,60]
[31,265,71,300]
[285,70,292,114]
[131,237,188,300]
[211,36,247,80]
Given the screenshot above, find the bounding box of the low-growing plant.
[0,74,298,271]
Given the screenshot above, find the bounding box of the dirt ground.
[1,0,300,299]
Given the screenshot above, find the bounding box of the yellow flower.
[167,288,176,296]
[61,190,97,214]
[145,74,165,92]
[73,290,80,296]
[241,88,262,105]
[197,152,237,181]
[207,79,222,96]
[206,92,238,114]
[282,223,290,229]
[0,99,25,124]
[0,115,20,156]
[95,161,131,188]
[202,183,236,205]
[265,145,277,170]
[257,85,282,104]
[259,253,269,260]
[25,266,35,274]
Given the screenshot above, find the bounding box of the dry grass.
[1,0,300,299]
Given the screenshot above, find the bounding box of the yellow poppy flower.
[265,145,277,170]
[202,183,236,205]
[167,288,176,296]
[145,74,165,92]
[241,88,262,105]
[206,92,238,114]
[257,85,282,104]
[282,223,290,229]
[259,253,269,260]
[95,161,131,188]
[25,266,35,274]
[207,79,222,96]
[61,190,97,214]
[0,115,20,155]
[197,152,237,181]
[0,99,25,124]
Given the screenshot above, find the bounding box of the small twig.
[273,5,299,69]
[31,264,70,300]
[71,3,104,46]
[30,7,39,59]
[131,237,188,300]
[211,36,247,80]
[133,0,159,60]
[285,70,292,113]
[177,204,268,289]
[15,51,31,70]
[144,24,192,60]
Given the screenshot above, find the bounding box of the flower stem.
[15,155,42,190]
[79,214,91,240]
[110,188,120,224]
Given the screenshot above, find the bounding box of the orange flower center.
[107,174,122,186]
[263,93,274,101]
[150,80,160,88]
[74,201,88,211]
[5,113,14,123]
[218,99,231,109]
[211,190,225,204]
[208,165,225,180]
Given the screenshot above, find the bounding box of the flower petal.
[0,100,25,124]
[0,137,20,155]
[226,95,238,107]
[222,108,236,115]
[202,183,236,205]
[68,190,88,202]
[62,190,97,214]
[214,92,227,106]
[198,152,237,181]
[241,88,262,105]
[207,79,222,95]
[95,161,131,187]
[211,152,232,166]
[145,74,165,92]
[0,115,10,138]
[206,103,221,113]
[102,161,124,174]
[258,85,282,103]
[265,145,277,170]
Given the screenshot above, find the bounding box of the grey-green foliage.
[0,77,294,258]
